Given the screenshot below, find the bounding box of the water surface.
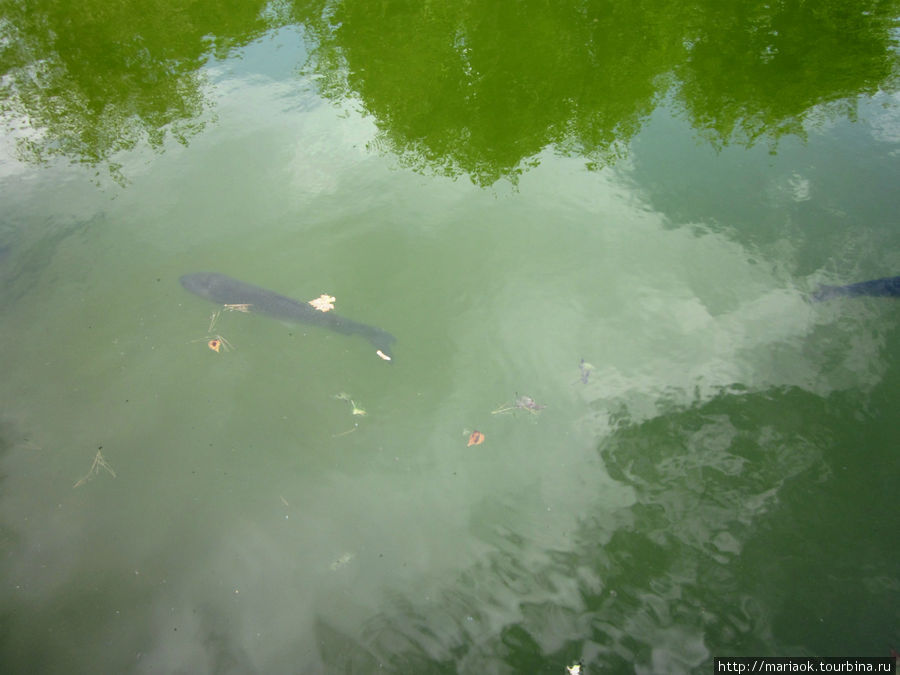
[1,2,899,672]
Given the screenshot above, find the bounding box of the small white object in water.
[308,294,336,312]
[376,349,391,361]
[566,664,582,674]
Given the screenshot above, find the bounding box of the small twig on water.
[74,450,116,488]
[208,310,220,333]
[333,392,366,416]
[491,393,546,415]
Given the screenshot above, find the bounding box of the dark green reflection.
[1,0,898,184]
[676,2,900,147]
[295,0,900,184]
[594,383,900,660]
[296,0,687,184]
[0,0,271,180]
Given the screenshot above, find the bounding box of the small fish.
[491,393,546,415]
[578,358,594,384]
[515,395,545,411]
[812,275,900,301]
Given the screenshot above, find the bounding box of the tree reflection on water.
[1,0,898,184]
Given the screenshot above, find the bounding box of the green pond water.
[1,1,899,673]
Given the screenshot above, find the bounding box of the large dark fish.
[812,275,900,301]
[180,272,395,360]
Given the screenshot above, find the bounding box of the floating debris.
[515,395,545,411]
[223,303,251,313]
[308,294,335,312]
[192,334,234,353]
[376,349,391,361]
[492,393,546,415]
[74,449,116,488]
[467,430,485,447]
[193,310,235,353]
[334,393,367,416]
[208,310,220,333]
[566,663,583,675]
[329,552,354,571]
[578,358,595,384]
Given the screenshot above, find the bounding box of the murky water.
[1,4,899,673]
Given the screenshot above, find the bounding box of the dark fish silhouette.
[812,275,900,301]
[180,272,395,360]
